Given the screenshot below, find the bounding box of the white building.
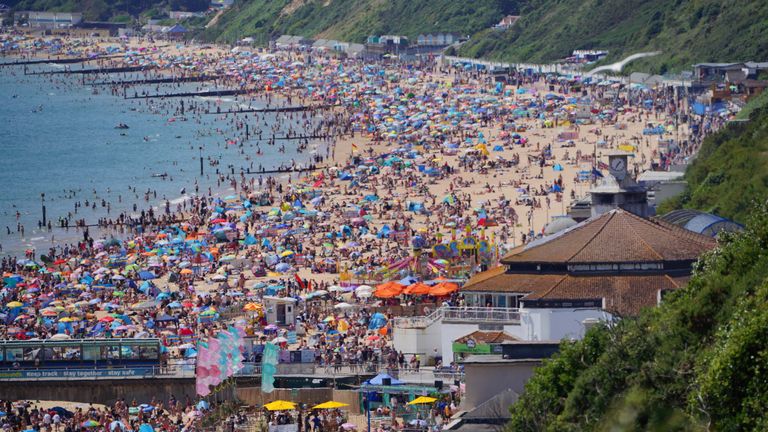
[19,11,83,29]
[393,304,609,362]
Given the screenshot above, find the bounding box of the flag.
[313,172,325,188]
[261,343,279,393]
[592,167,604,178]
[294,273,306,290]
[351,143,359,152]
[598,161,609,170]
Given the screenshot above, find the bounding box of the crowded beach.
[0,30,728,431]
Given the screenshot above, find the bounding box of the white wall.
[393,307,612,361]
[464,362,538,409]
[523,308,612,340]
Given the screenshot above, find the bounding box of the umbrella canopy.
[312,401,349,409]
[264,400,296,411]
[429,282,459,297]
[374,281,405,298]
[404,282,431,295]
[408,396,437,405]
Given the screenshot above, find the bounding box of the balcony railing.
[393,306,520,329]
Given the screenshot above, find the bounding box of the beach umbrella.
[82,420,101,428]
[138,271,157,280]
[264,400,296,411]
[334,302,354,310]
[243,303,261,311]
[404,282,431,295]
[312,401,349,409]
[374,281,405,298]
[408,396,437,405]
[429,282,459,297]
[6,301,23,308]
[138,424,154,432]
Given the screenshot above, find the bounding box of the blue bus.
[0,338,162,369]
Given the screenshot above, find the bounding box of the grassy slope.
[459,0,768,73]
[8,0,208,20]
[507,199,768,431]
[657,105,768,223]
[202,0,520,44]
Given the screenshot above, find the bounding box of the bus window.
[50,346,67,360]
[101,345,120,361]
[23,347,39,361]
[83,345,100,361]
[121,344,141,360]
[140,345,159,360]
[5,348,21,362]
[63,347,81,361]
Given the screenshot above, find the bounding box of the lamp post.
[41,193,46,228]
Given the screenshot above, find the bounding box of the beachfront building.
[493,15,520,30]
[274,35,311,50]
[15,11,82,29]
[393,208,716,362]
[169,11,206,20]
[415,33,460,47]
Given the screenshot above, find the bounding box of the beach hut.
[263,296,297,326]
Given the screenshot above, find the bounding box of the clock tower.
[590,151,650,218]
[608,154,628,181]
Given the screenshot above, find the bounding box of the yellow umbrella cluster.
[264,400,296,411]
[408,396,437,405]
[312,401,349,409]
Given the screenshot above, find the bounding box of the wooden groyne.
[88,75,223,86]
[204,104,336,115]
[244,166,325,175]
[124,88,250,99]
[25,65,151,75]
[0,55,122,67]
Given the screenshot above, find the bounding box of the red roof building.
[463,209,716,316]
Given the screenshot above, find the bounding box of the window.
[101,345,120,360]
[139,345,159,360]
[83,345,100,361]
[121,344,141,360]
[5,348,21,362]
[23,347,39,361]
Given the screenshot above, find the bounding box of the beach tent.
[365,373,404,386]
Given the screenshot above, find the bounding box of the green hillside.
[657,104,768,223]
[7,0,208,21]
[201,0,520,44]
[507,197,768,431]
[459,0,768,73]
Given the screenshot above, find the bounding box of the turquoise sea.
[0,64,318,258]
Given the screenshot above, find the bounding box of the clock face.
[610,157,626,172]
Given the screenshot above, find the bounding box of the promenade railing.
[392,306,521,329]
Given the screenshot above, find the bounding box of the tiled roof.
[463,268,564,297]
[462,267,690,316]
[455,330,518,344]
[524,274,686,316]
[501,209,716,264]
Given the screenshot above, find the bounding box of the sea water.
[0,65,318,258]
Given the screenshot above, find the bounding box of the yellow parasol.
[407,396,437,405]
[312,401,349,409]
[264,400,296,411]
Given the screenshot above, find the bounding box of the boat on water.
[115,123,129,129]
